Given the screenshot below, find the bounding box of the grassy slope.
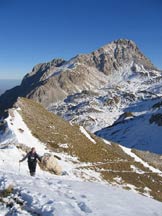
[15,98,162,201]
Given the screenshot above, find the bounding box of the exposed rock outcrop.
[149,113,162,126]
[75,39,156,74]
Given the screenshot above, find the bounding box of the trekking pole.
[2,160,6,190]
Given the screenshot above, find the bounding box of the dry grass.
[0,185,14,198]
[17,98,121,163]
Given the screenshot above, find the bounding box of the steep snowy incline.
[0,108,94,180]
[96,98,162,154]
[1,170,162,216]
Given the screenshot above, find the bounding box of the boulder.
[40,153,62,175]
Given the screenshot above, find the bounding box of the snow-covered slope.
[1,171,162,216]
[0,101,162,215]
[96,99,162,154]
[49,63,162,154]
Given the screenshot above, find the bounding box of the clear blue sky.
[0,0,162,79]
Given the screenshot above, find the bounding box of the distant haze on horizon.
[0,79,21,95]
[0,0,162,79]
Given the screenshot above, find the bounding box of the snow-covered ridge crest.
[0,104,104,183]
[5,108,46,154]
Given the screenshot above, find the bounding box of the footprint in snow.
[65,193,76,200]
[37,193,47,199]
[80,194,87,199]
[48,182,53,186]
[78,201,92,213]
[47,200,54,205]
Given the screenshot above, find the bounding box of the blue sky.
[0,0,162,79]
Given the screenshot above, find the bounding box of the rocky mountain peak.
[0,39,160,113]
[73,39,156,75]
[102,38,137,51]
[50,58,66,67]
[95,39,156,73]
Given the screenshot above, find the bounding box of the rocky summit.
[0,39,159,113]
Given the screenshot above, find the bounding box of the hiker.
[19,147,41,176]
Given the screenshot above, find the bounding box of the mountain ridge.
[0,38,159,115]
[1,39,162,157]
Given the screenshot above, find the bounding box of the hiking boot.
[30,172,35,176]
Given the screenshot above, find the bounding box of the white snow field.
[0,109,162,215]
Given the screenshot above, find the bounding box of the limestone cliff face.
[0,39,158,113]
[75,39,156,74]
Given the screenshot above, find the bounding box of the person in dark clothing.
[19,147,41,176]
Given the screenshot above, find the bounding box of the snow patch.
[114,176,122,184]
[102,139,111,145]
[143,187,152,198]
[130,165,145,174]
[120,145,162,174]
[58,143,69,149]
[80,126,96,144]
